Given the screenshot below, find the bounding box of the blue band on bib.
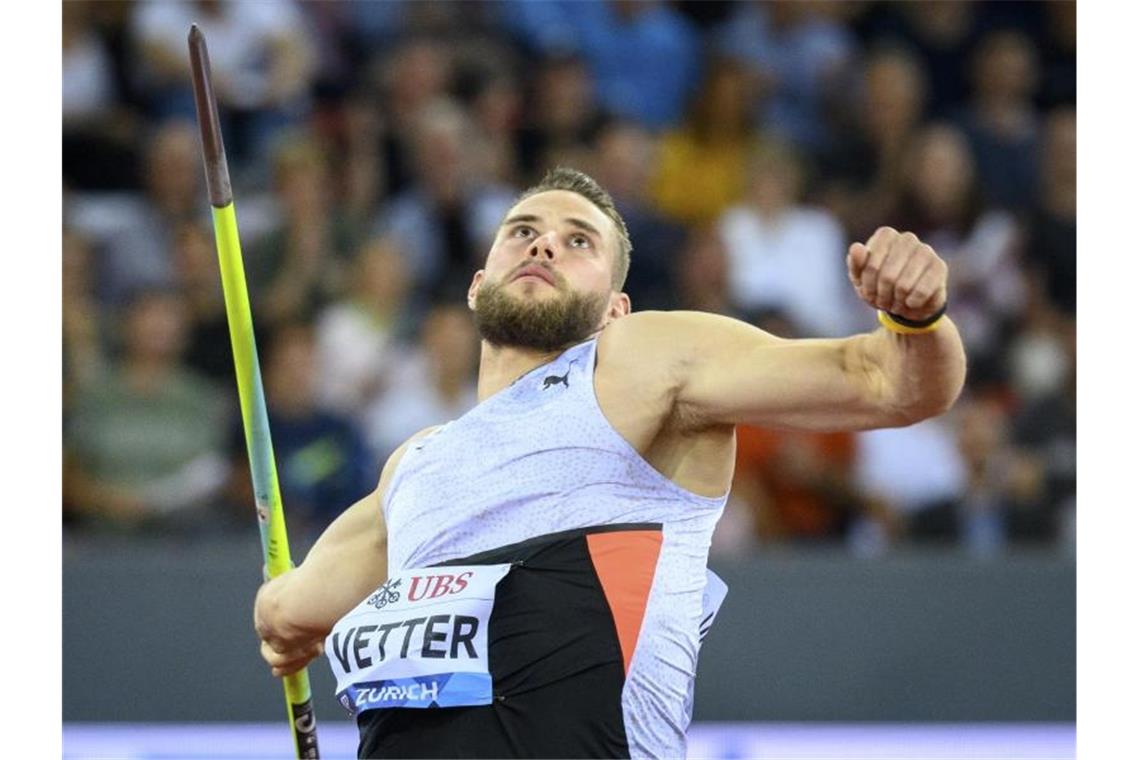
[338,672,494,715]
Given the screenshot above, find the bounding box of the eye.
[511,225,535,238]
[569,234,591,249]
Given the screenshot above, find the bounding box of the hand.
[260,637,324,678]
[847,227,948,323]
[253,572,317,677]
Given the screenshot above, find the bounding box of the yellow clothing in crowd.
[651,131,758,227]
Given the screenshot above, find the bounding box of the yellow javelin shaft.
[211,202,318,757]
[211,204,291,574]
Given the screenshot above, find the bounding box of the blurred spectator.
[342,0,412,51]
[652,58,761,227]
[369,37,455,197]
[315,237,415,418]
[228,324,375,537]
[171,221,234,386]
[468,69,526,187]
[958,29,1041,213]
[62,228,107,402]
[851,1,978,119]
[362,304,480,462]
[64,289,230,532]
[501,0,701,130]
[1038,1,1077,109]
[247,134,361,329]
[717,141,866,337]
[819,47,928,241]
[673,0,737,29]
[63,1,140,191]
[1022,108,1076,316]
[378,100,516,309]
[674,227,737,317]
[715,0,855,152]
[1008,301,1076,547]
[66,120,204,306]
[347,0,493,44]
[516,54,606,182]
[1007,293,1074,411]
[938,395,1054,552]
[735,426,860,543]
[589,120,686,311]
[338,96,389,229]
[853,417,968,552]
[130,0,315,168]
[894,124,1027,386]
[296,1,362,101]
[62,3,115,124]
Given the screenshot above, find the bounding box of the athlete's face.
[468,190,630,351]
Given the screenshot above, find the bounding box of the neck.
[475,341,567,401]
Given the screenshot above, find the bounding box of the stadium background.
[61,1,1075,757]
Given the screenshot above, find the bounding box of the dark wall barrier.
[62,537,1074,723]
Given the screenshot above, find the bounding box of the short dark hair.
[515,167,632,289]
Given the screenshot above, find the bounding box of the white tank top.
[382,336,728,757]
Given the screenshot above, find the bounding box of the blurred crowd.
[62,0,1076,557]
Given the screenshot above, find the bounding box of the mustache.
[508,263,564,288]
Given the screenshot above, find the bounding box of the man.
[255,168,965,758]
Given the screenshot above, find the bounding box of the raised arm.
[253,427,435,676]
[639,227,966,432]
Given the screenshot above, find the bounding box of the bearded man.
[254,167,966,758]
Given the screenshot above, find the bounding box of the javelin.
[188,24,319,759]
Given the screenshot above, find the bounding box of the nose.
[527,230,557,261]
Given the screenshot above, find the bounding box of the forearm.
[864,316,967,422]
[254,490,388,648]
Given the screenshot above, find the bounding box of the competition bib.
[325,563,512,716]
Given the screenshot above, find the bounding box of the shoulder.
[597,310,772,381]
[601,309,767,343]
[377,425,441,495]
[598,310,690,355]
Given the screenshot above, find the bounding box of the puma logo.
[542,359,577,390]
[543,371,569,389]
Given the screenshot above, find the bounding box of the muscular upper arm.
[255,426,438,644]
[612,311,905,433]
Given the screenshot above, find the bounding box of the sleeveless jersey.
[372,337,727,758]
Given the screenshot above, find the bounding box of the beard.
[473,277,609,352]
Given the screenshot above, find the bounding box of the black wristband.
[885,299,948,329]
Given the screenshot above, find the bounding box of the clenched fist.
[847,226,948,323]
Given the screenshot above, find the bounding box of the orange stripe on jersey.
[586,530,664,675]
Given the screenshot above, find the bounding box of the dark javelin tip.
[188,24,233,207]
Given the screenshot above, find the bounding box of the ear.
[601,291,632,327]
[467,270,485,311]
